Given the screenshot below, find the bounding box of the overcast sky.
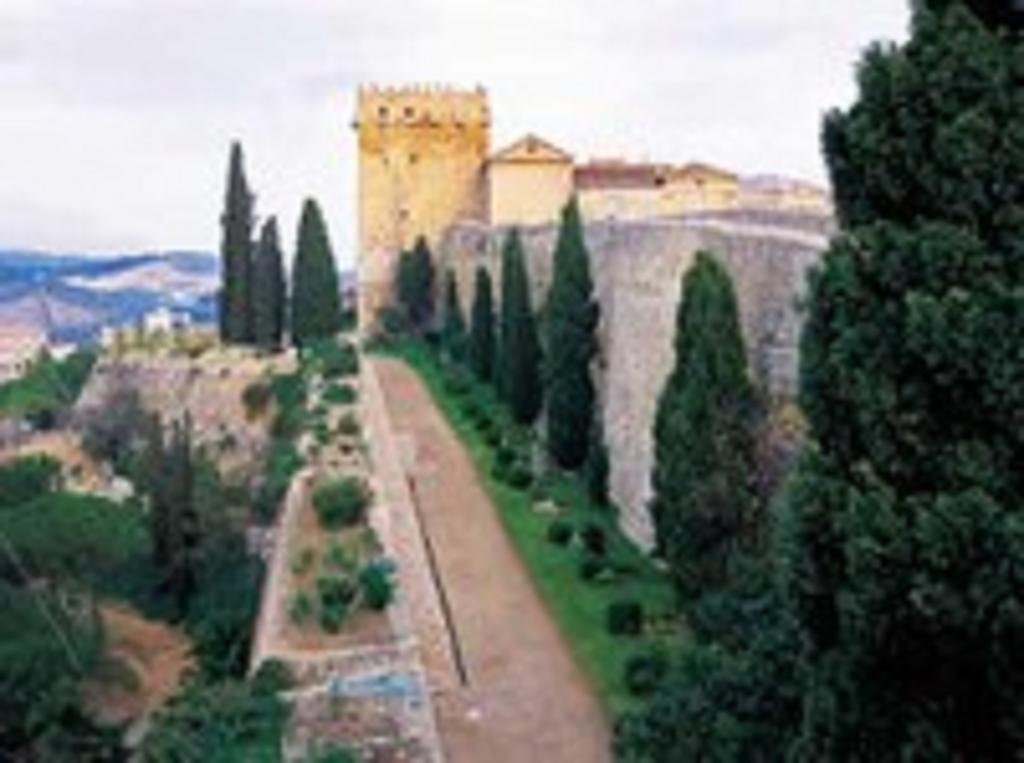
[0,0,909,267]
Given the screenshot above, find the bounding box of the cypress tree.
[251,216,286,349]
[218,141,254,344]
[395,248,416,327]
[409,235,436,330]
[290,198,341,347]
[440,269,467,362]
[545,197,599,469]
[497,229,543,424]
[782,2,1024,757]
[468,266,495,382]
[165,416,198,612]
[650,251,758,603]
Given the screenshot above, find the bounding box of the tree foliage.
[497,229,543,424]
[781,3,1024,758]
[440,268,467,362]
[251,216,287,349]
[291,198,341,347]
[650,251,758,603]
[545,197,600,469]
[395,235,436,331]
[468,266,496,382]
[219,141,254,344]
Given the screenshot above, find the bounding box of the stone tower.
[354,84,490,325]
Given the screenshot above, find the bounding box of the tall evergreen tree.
[251,217,287,349]
[218,141,254,344]
[395,248,416,328]
[497,229,543,424]
[545,197,599,469]
[165,416,198,612]
[440,269,467,362]
[650,251,758,603]
[781,2,1024,757]
[290,198,340,347]
[409,235,436,329]
[468,266,495,382]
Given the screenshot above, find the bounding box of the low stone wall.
[440,212,828,547]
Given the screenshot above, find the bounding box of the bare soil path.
[374,357,610,763]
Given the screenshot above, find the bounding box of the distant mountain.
[0,250,219,343]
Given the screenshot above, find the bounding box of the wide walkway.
[374,357,610,763]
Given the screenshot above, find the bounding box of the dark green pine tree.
[140,412,171,570]
[251,216,287,350]
[468,266,495,382]
[165,416,198,613]
[497,229,543,424]
[409,235,436,329]
[650,251,758,603]
[290,198,341,347]
[782,2,1024,758]
[545,197,599,469]
[395,248,416,328]
[440,269,467,362]
[218,141,254,344]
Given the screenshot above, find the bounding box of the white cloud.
[0,0,909,265]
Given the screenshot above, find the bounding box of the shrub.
[317,341,360,378]
[624,651,668,697]
[358,560,395,610]
[313,478,371,529]
[495,445,516,468]
[336,412,360,437]
[324,540,355,571]
[0,455,61,511]
[581,522,607,557]
[252,658,293,693]
[289,591,314,625]
[317,575,356,633]
[483,427,502,448]
[607,600,644,636]
[241,382,272,418]
[506,463,533,490]
[323,383,357,406]
[579,554,607,582]
[290,547,315,576]
[546,519,573,546]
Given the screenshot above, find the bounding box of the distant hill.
[0,250,219,343]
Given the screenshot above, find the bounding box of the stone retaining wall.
[440,212,828,546]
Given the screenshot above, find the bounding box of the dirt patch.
[81,604,192,726]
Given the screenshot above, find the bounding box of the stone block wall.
[439,211,828,547]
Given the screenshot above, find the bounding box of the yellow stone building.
[487,134,574,226]
[354,84,828,326]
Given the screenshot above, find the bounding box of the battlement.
[355,84,490,128]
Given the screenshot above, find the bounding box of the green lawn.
[381,341,681,716]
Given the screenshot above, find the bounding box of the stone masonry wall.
[439,212,829,547]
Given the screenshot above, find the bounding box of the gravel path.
[374,357,610,763]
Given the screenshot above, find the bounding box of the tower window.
[404,106,414,119]
[378,106,388,120]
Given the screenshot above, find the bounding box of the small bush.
[495,445,516,468]
[624,651,668,697]
[252,658,294,693]
[323,383,357,406]
[318,341,360,378]
[313,477,371,529]
[290,547,316,576]
[579,554,607,582]
[336,412,360,437]
[506,463,534,490]
[289,591,314,625]
[607,600,644,636]
[317,575,356,633]
[242,381,272,418]
[483,427,502,448]
[581,522,607,557]
[324,540,355,571]
[546,520,573,546]
[358,560,395,610]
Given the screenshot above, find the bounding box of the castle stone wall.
[440,212,828,547]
